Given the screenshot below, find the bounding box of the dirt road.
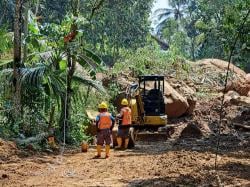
[1,137,249,187]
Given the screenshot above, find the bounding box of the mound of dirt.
[188,59,246,93]
[198,59,246,80]
[179,122,211,139]
[0,138,18,162]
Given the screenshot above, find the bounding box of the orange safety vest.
[98,112,112,129]
[121,107,132,125]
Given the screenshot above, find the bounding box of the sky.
[151,0,169,13]
[150,0,169,33]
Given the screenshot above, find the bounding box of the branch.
[90,0,105,20]
[151,34,169,50]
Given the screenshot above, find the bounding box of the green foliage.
[80,0,154,64]
[0,26,12,57]
[154,0,249,67]
[0,10,105,145]
[111,44,188,78]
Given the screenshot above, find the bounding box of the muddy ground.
[0,98,250,187]
[0,138,249,187]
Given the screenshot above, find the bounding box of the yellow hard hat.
[121,98,128,105]
[98,102,108,109]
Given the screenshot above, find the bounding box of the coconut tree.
[154,0,188,34]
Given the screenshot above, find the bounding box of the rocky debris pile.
[225,73,250,97]
[101,58,249,120]
[232,108,250,131]
[199,59,246,79]
[188,59,246,93]
[223,73,250,107]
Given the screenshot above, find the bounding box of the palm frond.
[153,8,173,17]
[0,68,13,82]
[72,75,105,93]
[0,64,65,98]
[156,19,169,32]
[157,11,173,21]
[0,60,12,67]
[76,54,98,69]
[20,66,46,87]
[81,48,104,67]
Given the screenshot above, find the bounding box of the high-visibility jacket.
[121,107,132,125]
[98,112,112,129]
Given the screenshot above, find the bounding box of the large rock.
[164,81,190,118]
[223,90,240,104]
[246,74,250,83]
[225,80,250,96]
[222,90,250,107]
[231,96,250,107]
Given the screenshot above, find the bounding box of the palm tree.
[153,0,188,35]
[1,0,105,141]
[0,51,104,138]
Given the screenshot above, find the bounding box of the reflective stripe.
[122,107,131,125]
[98,112,112,129]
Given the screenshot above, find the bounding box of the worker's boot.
[115,137,122,150]
[94,145,102,158]
[105,145,110,159]
[124,138,129,149]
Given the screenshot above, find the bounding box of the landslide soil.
[0,99,249,187]
[0,140,249,187]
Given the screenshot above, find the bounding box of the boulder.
[225,81,250,96]
[246,74,250,83]
[164,81,190,118]
[231,96,250,107]
[223,90,240,104]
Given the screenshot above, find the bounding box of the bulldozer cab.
[139,75,165,116]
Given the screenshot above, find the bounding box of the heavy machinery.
[86,75,168,148]
[114,75,168,148]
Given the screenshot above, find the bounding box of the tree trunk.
[35,0,40,16]
[60,0,79,143]
[23,1,29,62]
[59,53,76,143]
[191,37,195,61]
[13,0,23,121]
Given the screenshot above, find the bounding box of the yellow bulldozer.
[113,75,168,148]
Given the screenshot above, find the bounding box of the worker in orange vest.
[116,98,132,150]
[94,102,115,159]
